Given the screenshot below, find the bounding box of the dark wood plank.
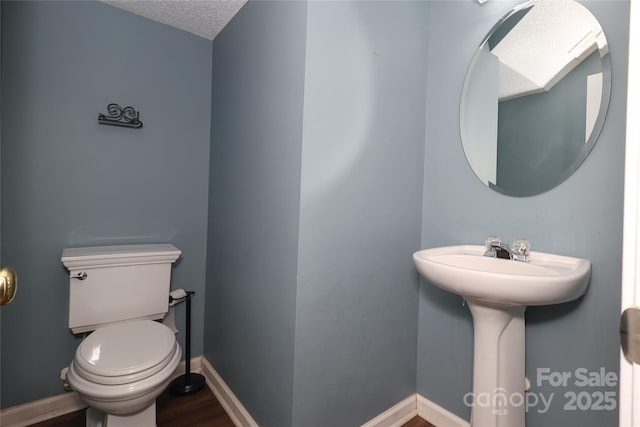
[402,415,436,427]
[27,410,84,427]
[28,387,436,427]
[157,386,233,427]
[28,386,234,427]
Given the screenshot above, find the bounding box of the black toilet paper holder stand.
[169,291,206,395]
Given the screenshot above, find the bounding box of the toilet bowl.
[67,320,181,426]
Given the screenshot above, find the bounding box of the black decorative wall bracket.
[98,103,143,129]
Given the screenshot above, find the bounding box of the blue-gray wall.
[0,1,212,408]
[0,1,631,427]
[292,1,427,425]
[205,2,307,426]
[205,1,428,426]
[497,51,606,196]
[418,2,628,427]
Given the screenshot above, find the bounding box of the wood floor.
[28,386,435,427]
[402,416,435,427]
[28,386,234,427]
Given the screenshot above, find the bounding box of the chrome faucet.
[484,236,531,262]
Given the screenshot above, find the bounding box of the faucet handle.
[485,235,502,250]
[511,238,531,262]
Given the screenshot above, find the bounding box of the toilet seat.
[74,320,177,385]
[67,341,181,404]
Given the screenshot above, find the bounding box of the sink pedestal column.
[467,300,526,427]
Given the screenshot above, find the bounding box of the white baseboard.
[0,391,87,427]
[360,394,418,427]
[200,357,259,427]
[417,394,470,427]
[0,356,203,427]
[0,356,468,427]
[361,393,470,427]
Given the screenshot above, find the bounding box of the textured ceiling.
[102,0,247,40]
[492,1,607,100]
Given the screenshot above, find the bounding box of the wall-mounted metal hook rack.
[98,103,143,129]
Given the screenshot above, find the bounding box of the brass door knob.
[0,267,18,305]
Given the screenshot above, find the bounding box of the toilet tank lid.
[62,244,181,269]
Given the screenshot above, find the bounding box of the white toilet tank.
[62,244,181,334]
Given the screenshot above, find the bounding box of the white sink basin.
[413,244,591,427]
[413,245,591,306]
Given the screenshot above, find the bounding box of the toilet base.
[86,402,156,427]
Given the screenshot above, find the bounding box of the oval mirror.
[460,0,611,197]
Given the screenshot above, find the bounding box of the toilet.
[62,244,182,427]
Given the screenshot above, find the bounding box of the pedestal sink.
[413,245,591,427]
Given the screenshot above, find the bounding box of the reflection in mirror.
[460,0,611,197]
